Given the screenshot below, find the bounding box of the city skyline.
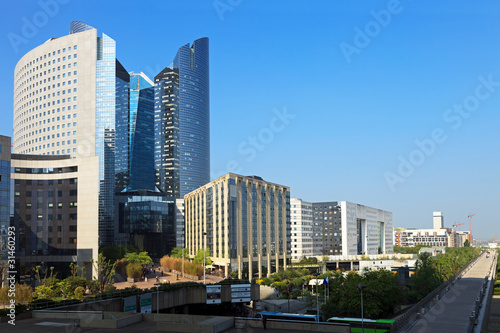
[1,1,499,240]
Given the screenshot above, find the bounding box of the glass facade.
[155,68,180,197]
[96,33,117,245]
[116,71,155,193]
[116,191,176,258]
[129,74,155,191]
[155,38,210,198]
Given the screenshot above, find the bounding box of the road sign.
[206,285,222,304]
[124,296,137,313]
[231,284,251,303]
[140,293,152,313]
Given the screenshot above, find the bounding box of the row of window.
[35,225,77,232]
[25,213,77,221]
[20,202,77,208]
[15,45,78,85]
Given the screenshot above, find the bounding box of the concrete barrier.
[32,310,103,320]
[238,318,350,332]
[145,313,234,333]
[80,312,142,329]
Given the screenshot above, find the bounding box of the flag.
[323,276,329,285]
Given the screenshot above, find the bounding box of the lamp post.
[203,232,207,284]
[358,284,367,333]
[182,249,185,279]
[313,272,320,323]
[154,283,161,314]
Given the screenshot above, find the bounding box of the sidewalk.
[113,268,225,290]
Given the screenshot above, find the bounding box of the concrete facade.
[10,153,98,278]
[341,201,393,255]
[184,173,290,279]
[290,198,313,261]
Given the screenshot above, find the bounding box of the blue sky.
[1,0,499,241]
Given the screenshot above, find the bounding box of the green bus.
[327,317,394,333]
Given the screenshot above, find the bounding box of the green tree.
[193,248,212,265]
[124,251,152,265]
[464,239,471,247]
[126,262,143,278]
[91,253,116,294]
[100,245,139,263]
[408,252,441,301]
[170,247,190,259]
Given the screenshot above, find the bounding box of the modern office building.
[291,198,393,260]
[155,37,210,198]
[290,198,313,261]
[184,173,290,279]
[393,212,466,248]
[10,151,98,278]
[312,202,343,256]
[116,72,155,193]
[394,228,453,248]
[175,198,185,248]
[115,190,175,259]
[13,21,129,246]
[341,201,393,255]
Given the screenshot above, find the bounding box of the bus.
[327,317,394,333]
[257,311,322,323]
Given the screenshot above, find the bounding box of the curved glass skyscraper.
[155,37,210,197]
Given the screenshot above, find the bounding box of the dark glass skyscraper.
[155,37,210,198]
[116,72,155,192]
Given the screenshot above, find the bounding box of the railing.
[475,254,497,332]
[393,251,485,332]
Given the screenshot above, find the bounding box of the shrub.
[126,262,143,278]
[74,286,85,298]
[59,276,87,298]
[0,283,33,304]
[87,280,99,295]
[104,284,117,293]
[160,255,203,276]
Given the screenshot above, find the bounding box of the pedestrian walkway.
[406,253,494,333]
[113,267,224,290]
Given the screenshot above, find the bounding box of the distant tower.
[155,37,210,197]
[433,211,444,229]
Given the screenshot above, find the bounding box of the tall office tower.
[155,38,210,198]
[13,21,126,246]
[290,198,313,262]
[116,72,155,192]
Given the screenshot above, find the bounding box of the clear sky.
[1,0,499,241]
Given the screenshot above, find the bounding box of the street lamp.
[313,272,320,323]
[154,283,161,314]
[358,284,367,333]
[181,234,185,279]
[203,232,207,284]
